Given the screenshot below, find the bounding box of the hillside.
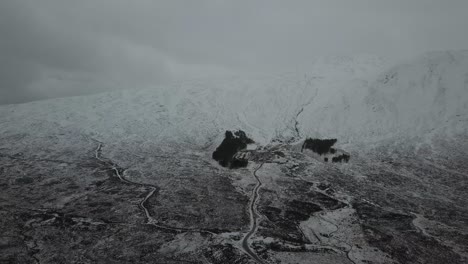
[1,51,467,264]
[1,52,467,148]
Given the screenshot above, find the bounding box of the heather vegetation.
[332,154,350,163]
[301,138,337,155]
[302,138,350,163]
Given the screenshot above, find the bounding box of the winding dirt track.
[241,163,268,264]
[94,143,215,235]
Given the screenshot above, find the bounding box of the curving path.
[94,143,216,235]
[241,163,268,264]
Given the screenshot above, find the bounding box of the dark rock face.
[212,130,254,168]
[301,138,337,155]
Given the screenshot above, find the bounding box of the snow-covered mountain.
[1,51,468,264]
[1,51,466,151]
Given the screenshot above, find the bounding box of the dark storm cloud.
[1,0,468,104]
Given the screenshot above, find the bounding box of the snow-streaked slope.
[296,51,468,144]
[0,51,467,151]
[365,51,468,137]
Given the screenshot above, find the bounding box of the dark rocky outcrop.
[212,130,254,168]
[301,138,337,155]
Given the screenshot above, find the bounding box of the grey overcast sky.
[1,0,468,104]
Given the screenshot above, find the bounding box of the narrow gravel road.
[241,162,267,264]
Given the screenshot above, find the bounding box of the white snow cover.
[0,51,467,149]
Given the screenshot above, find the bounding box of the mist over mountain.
[3,1,468,105]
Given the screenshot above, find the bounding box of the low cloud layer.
[1,0,468,104]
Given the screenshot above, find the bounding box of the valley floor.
[1,131,467,264]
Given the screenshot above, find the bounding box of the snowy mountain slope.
[364,51,468,137]
[0,51,467,152]
[294,51,468,144]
